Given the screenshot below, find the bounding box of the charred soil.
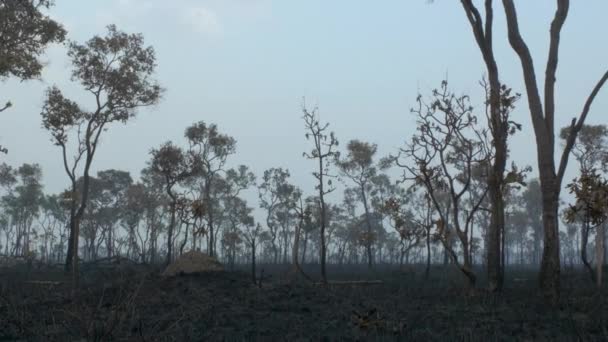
[0,264,606,341]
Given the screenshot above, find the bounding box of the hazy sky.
[2,1,608,210]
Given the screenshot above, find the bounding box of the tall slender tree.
[302,105,339,284]
[41,25,161,285]
[500,0,608,302]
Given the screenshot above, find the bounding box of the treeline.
[1,117,606,285]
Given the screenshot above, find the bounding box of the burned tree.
[242,222,265,284]
[41,25,161,284]
[302,105,339,284]
[499,0,608,302]
[391,81,491,288]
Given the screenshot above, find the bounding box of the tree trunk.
[251,239,257,284]
[487,175,504,292]
[165,200,176,266]
[425,227,431,279]
[71,218,80,288]
[459,0,506,293]
[64,185,78,272]
[580,220,596,282]
[301,231,308,265]
[596,223,604,287]
[360,186,374,269]
[293,220,302,270]
[539,177,561,303]
[319,184,328,284]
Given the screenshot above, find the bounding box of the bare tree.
[302,105,339,284]
[391,81,491,288]
[242,222,264,284]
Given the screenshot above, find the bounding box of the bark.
[361,185,374,269]
[251,239,257,284]
[595,223,604,287]
[165,199,176,266]
[318,158,328,284]
[580,221,595,282]
[539,177,561,303]
[425,226,431,279]
[301,231,308,265]
[292,221,301,268]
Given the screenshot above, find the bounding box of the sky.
[2,0,608,214]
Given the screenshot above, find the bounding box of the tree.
[95,170,132,258]
[122,183,147,261]
[258,167,297,264]
[37,194,69,263]
[391,81,491,288]
[139,168,167,264]
[499,0,608,303]
[564,171,608,287]
[382,196,425,266]
[560,124,608,286]
[41,25,161,284]
[148,142,194,265]
[456,0,520,294]
[302,105,339,284]
[223,196,253,270]
[405,190,435,278]
[290,189,313,279]
[185,121,236,257]
[338,140,379,268]
[214,165,256,256]
[242,222,264,284]
[441,0,608,302]
[0,163,44,256]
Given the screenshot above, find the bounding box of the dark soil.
[0,263,606,341]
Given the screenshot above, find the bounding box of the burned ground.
[0,264,606,341]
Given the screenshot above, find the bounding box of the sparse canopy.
[302,105,339,283]
[40,25,162,282]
